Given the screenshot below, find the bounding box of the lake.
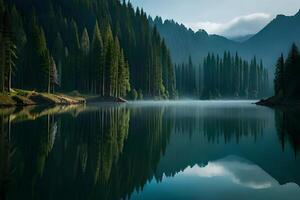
[1,101,300,200]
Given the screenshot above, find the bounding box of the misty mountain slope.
[242,10,300,65]
[150,17,239,64]
[229,34,254,42]
[153,10,300,69]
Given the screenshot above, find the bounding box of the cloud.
[181,156,277,189]
[187,13,272,37]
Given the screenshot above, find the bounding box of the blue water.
[1,101,300,200]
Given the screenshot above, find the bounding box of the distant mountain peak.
[195,29,208,36]
[196,29,207,33]
[276,14,285,18]
[295,9,300,17]
[275,10,300,19]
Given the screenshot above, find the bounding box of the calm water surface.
[0,101,300,200]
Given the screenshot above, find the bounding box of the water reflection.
[132,156,300,200]
[0,101,300,200]
[183,156,276,189]
[276,109,300,154]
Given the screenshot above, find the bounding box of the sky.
[130,0,300,38]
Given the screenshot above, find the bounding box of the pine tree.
[166,53,176,98]
[274,54,284,96]
[0,0,172,99]
[249,57,258,98]
[0,0,4,15]
[112,36,120,97]
[11,5,27,89]
[104,25,114,96]
[179,51,269,99]
[80,27,90,91]
[67,19,80,90]
[52,33,63,88]
[0,5,5,93]
[37,28,50,91]
[92,21,104,95]
[285,43,299,98]
[81,28,90,56]
[117,50,130,97]
[1,9,17,93]
[49,56,59,93]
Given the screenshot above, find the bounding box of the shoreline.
[0,89,130,107]
[0,89,85,107]
[255,96,300,108]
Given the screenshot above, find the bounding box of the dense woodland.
[274,44,300,99]
[0,0,176,99]
[175,52,270,99]
[0,0,275,101]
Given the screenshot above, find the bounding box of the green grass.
[0,89,85,106]
[0,93,16,106]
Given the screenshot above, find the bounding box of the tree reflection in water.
[0,103,299,200]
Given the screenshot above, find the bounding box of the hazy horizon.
[130,0,300,38]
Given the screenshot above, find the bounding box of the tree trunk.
[7,61,11,92]
[48,57,51,94]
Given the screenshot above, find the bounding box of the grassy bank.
[0,89,85,107]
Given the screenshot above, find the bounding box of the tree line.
[274,43,300,99]
[174,56,197,97]
[0,0,176,99]
[175,52,270,99]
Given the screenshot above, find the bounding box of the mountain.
[242,10,300,67]
[152,10,300,69]
[149,17,239,64]
[228,34,254,42]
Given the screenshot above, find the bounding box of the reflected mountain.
[132,156,300,200]
[0,101,300,200]
[183,156,277,190]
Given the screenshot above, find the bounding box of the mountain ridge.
[152,10,300,70]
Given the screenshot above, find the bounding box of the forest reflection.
[276,109,300,155]
[0,103,299,200]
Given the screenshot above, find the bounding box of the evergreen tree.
[81,28,90,55]
[11,5,26,89]
[52,33,64,88]
[104,25,114,96]
[92,21,104,94]
[284,43,300,98]
[176,51,269,99]
[273,44,300,99]
[117,50,130,97]
[274,54,284,96]
[1,9,17,93]
[49,56,58,93]
[112,36,120,97]
[80,27,90,91]
[0,0,179,99]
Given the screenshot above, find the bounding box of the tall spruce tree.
[285,43,299,98]
[274,54,285,96]
[1,9,16,93]
[92,21,104,95]
[104,25,114,96]
[80,27,90,91]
